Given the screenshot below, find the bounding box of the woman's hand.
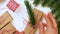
[14,31,24,34]
[39,13,58,34]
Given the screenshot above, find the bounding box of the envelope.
[0,11,13,30]
[24,8,43,34]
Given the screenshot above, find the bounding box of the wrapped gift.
[0,23,16,34]
[0,11,13,30]
[7,0,19,12]
[24,8,43,34]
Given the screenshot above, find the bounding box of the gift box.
[0,23,16,34]
[0,11,13,30]
[24,8,43,34]
[7,0,19,12]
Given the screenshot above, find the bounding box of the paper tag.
[0,11,13,29]
[7,0,19,12]
[0,23,16,34]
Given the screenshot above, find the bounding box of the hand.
[14,31,24,34]
[39,13,58,34]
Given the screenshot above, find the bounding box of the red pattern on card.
[7,0,19,12]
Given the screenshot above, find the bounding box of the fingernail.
[39,22,41,27]
[21,31,25,34]
[48,12,53,15]
[48,12,55,18]
[39,21,42,25]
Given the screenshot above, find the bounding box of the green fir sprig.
[24,0,35,26]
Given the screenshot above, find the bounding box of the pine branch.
[50,0,60,8]
[42,0,49,6]
[24,0,35,26]
[55,14,60,20]
[48,0,56,7]
[51,3,60,14]
[42,0,54,7]
[33,0,42,6]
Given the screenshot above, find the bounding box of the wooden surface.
[0,11,13,30]
[0,23,16,34]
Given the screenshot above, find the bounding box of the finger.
[43,13,53,28]
[48,13,57,29]
[15,31,20,34]
[39,21,44,34]
[19,31,24,34]
[15,31,24,34]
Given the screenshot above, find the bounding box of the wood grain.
[0,23,16,34]
[0,11,13,30]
